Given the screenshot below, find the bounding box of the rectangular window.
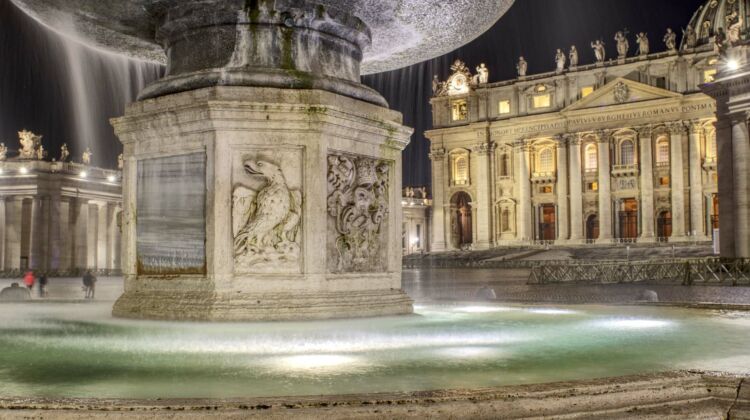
[532,94,551,109]
[498,100,511,114]
[704,69,717,83]
[581,86,595,98]
[539,186,553,194]
[451,100,468,121]
[588,182,599,191]
[654,77,666,89]
[659,176,670,186]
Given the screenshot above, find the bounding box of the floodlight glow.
[19,167,28,174]
[727,59,740,71]
[107,175,116,182]
[80,171,88,178]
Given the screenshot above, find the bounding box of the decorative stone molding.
[667,121,687,135]
[327,153,390,273]
[428,148,446,161]
[471,141,496,156]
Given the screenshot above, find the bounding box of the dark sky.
[0,0,705,181]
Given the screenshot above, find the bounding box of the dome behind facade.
[683,0,750,49]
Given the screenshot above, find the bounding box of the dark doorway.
[586,214,599,240]
[451,192,473,247]
[539,204,556,240]
[618,198,638,239]
[711,194,719,230]
[657,211,672,238]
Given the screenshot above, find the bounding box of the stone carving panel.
[618,177,638,190]
[327,153,390,273]
[137,153,206,275]
[232,148,303,274]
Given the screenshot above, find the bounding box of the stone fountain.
[11,0,514,320]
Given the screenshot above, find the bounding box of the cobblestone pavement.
[403,268,750,306]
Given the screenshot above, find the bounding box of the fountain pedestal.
[112,86,413,320]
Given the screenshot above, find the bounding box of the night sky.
[0,0,705,184]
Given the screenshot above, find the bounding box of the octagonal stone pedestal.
[111,86,414,321]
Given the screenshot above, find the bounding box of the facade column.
[47,194,62,271]
[0,199,5,271]
[4,197,22,270]
[556,136,569,241]
[668,122,686,238]
[107,204,118,270]
[515,140,531,241]
[428,148,447,251]
[73,199,89,270]
[472,138,494,249]
[59,199,72,270]
[688,121,706,238]
[597,133,613,242]
[731,118,750,257]
[638,126,655,240]
[87,202,98,269]
[568,135,583,240]
[28,197,44,270]
[97,202,108,270]
[716,120,736,256]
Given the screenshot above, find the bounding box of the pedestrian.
[88,271,97,300]
[23,270,35,292]
[82,271,92,299]
[38,274,48,298]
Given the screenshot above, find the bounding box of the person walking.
[38,274,48,298]
[23,271,35,292]
[82,271,92,299]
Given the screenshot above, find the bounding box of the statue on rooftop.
[683,25,697,50]
[726,10,743,46]
[36,144,45,160]
[555,49,566,73]
[569,46,579,68]
[636,32,649,56]
[663,28,677,52]
[476,63,489,84]
[432,75,440,94]
[715,27,728,57]
[60,143,69,162]
[82,147,93,165]
[118,153,124,170]
[0,143,7,161]
[18,130,42,159]
[517,56,528,77]
[614,31,629,59]
[591,40,606,63]
[419,187,428,199]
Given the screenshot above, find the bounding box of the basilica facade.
[426,1,732,251]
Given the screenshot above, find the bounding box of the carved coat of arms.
[327,154,390,273]
[613,82,630,104]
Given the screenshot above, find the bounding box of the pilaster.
[515,140,531,241]
[556,136,569,241]
[568,135,584,240]
[688,121,706,238]
[429,147,447,251]
[597,132,613,242]
[668,122,686,238]
[471,136,495,249]
[638,126,655,240]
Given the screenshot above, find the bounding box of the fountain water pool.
[0,302,748,399]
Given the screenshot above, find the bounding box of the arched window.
[538,148,554,173]
[656,138,670,164]
[585,144,598,171]
[620,139,635,165]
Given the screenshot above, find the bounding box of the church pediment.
[562,77,682,112]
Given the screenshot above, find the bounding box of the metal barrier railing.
[528,258,750,286]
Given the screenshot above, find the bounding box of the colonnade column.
[28,197,44,269]
[568,135,583,241]
[107,204,118,270]
[47,195,62,270]
[597,133,613,242]
[4,197,22,270]
[73,199,89,269]
[515,140,531,241]
[669,122,686,238]
[96,202,108,270]
[472,139,494,249]
[715,120,736,256]
[638,126,655,240]
[59,199,72,270]
[688,121,706,238]
[428,148,447,251]
[556,136,569,241]
[86,203,98,269]
[0,199,6,271]
[731,117,750,257]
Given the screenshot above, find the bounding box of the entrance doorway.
[539,204,556,240]
[586,214,599,240]
[657,211,672,238]
[451,192,473,248]
[618,198,638,239]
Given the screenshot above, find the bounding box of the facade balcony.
[531,171,556,184]
[611,164,639,177]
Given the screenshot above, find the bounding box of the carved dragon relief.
[232,159,302,273]
[327,153,390,273]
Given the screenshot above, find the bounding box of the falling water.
[1,0,163,167]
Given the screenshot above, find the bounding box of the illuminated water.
[0,302,748,399]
